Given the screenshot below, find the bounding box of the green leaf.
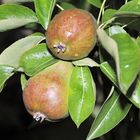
[100,62,117,85]
[20,74,28,90]
[0,33,45,68]
[129,79,140,108]
[97,28,120,85]
[0,4,38,32]
[87,0,102,8]
[60,2,76,9]
[19,43,58,76]
[98,28,140,93]
[69,66,96,127]
[100,61,140,108]
[0,65,15,92]
[114,17,140,32]
[111,33,140,93]
[113,0,140,31]
[57,0,71,2]
[115,0,140,15]
[102,9,117,23]
[108,25,126,36]
[72,58,99,67]
[136,36,140,47]
[34,0,56,30]
[3,0,33,3]
[87,89,132,140]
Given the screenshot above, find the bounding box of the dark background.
[0,0,140,140]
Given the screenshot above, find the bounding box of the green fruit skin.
[23,61,74,121]
[46,9,97,60]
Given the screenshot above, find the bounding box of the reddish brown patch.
[46,9,97,60]
[23,61,73,121]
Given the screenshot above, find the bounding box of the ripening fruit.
[46,9,97,60]
[23,61,74,122]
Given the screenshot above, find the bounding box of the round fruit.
[23,61,74,122]
[46,9,97,60]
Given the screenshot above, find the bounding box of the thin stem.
[98,17,116,29]
[125,0,128,4]
[97,0,107,26]
[56,4,64,11]
[122,18,138,28]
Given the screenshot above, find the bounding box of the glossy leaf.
[115,0,140,15]
[97,28,120,84]
[87,89,132,140]
[136,36,140,47]
[0,33,45,68]
[98,29,140,93]
[100,62,117,85]
[60,2,76,9]
[0,4,38,32]
[57,0,71,2]
[111,33,140,93]
[113,0,140,31]
[102,9,117,23]
[69,67,96,127]
[129,79,140,108]
[34,0,56,30]
[100,61,140,108]
[3,0,33,3]
[0,65,15,92]
[19,43,58,76]
[87,0,102,8]
[108,25,126,36]
[72,58,99,67]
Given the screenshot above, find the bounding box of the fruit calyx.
[53,42,66,53]
[33,112,46,122]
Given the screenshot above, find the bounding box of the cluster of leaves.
[0,0,140,140]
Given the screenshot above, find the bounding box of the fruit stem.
[33,112,46,123]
